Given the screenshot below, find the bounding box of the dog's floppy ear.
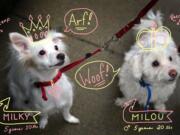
[125,51,143,80]
[9,32,30,54]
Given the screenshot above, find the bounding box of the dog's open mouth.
[50,61,64,67]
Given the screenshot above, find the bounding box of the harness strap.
[139,78,152,111]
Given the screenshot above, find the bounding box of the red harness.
[34,0,159,101]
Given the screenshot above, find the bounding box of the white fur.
[7,31,79,129]
[116,11,180,110]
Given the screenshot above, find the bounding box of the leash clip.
[102,35,118,50]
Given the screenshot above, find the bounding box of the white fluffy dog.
[116,11,180,110]
[7,31,80,128]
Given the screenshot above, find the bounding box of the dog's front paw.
[65,115,80,124]
[154,103,166,110]
[115,98,125,107]
[39,117,48,129]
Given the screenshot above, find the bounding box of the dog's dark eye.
[169,56,172,61]
[54,45,59,51]
[39,50,46,56]
[152,60,160,67]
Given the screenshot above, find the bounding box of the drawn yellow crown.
[19,14,50,41]
[136,26,171,51]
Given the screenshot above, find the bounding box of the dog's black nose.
[169,69,177,78]
[56,53,65,60]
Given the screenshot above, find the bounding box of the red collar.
[34,70,62,101]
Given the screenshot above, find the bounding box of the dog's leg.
[62,105,80,124]
[39,114,48,129]
[138,98,147,107]
[115,97,128,107]
[154,100,166,110]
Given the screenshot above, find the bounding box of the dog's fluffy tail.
[134,10,163,32]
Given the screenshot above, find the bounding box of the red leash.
[34,0,159,101]
[115,0,159,39]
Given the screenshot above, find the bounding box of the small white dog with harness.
[116,11,180,110]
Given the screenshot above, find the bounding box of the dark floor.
[0,0,180,135]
